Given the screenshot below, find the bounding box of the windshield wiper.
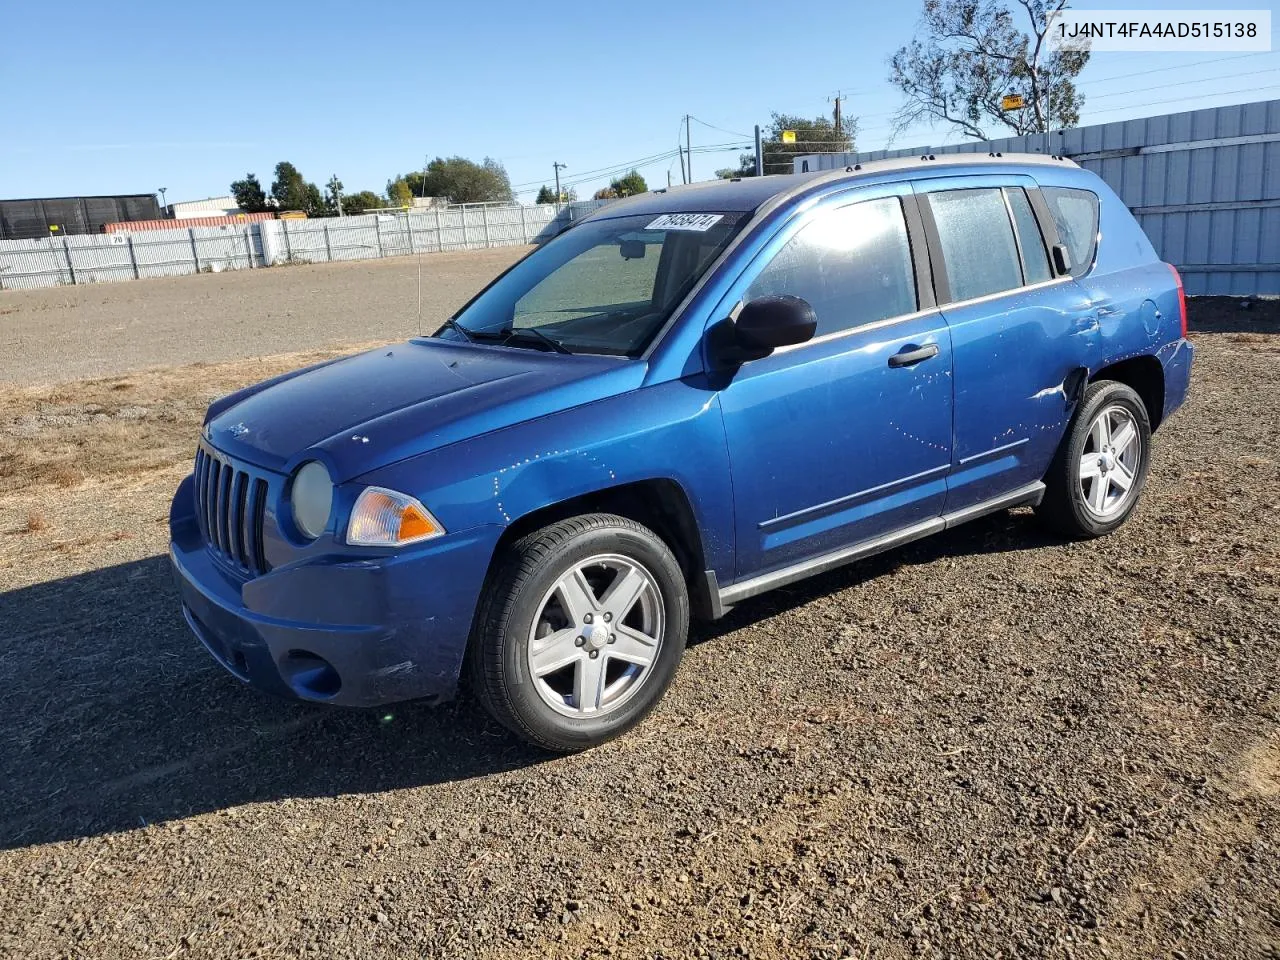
[498,326,572,354]
[436,317,473,342]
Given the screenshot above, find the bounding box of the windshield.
[439,212,747,356]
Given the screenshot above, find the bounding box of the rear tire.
[1037,379,1152,539]
[469,513,689,752]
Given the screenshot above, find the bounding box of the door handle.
[888,343,940,368]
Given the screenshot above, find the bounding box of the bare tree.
[889,0,1089,142]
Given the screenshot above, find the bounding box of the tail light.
[1167,263,1187,338]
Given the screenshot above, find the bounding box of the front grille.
[193,444,270,576]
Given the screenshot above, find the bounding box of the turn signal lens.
[347,487,445,547]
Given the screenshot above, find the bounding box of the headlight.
[290,460,333,540]
[347,486,445,547]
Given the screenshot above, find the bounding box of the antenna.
[416,155,428,337]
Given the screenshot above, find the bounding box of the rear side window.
[1005,187,1052,285]
[747,197,917,337]
[1042,187,1100,277]
[926,188,1023,302]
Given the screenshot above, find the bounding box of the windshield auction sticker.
[1048,9,1271,51]
[646,213,724,232]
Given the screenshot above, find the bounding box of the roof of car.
[582,152,1082,220]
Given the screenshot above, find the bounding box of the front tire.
[469,514,689,752]
[1037,379,1152,539]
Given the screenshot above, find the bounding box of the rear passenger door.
[914,175,1097,514]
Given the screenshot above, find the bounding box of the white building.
[168,195,242,219]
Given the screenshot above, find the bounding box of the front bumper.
[169,474,500,707]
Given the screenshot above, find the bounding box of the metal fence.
[0,199,613,291]
[793,98,1280,296]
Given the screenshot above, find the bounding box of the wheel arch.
[481,478,716,620]
[1090,354,1165,429]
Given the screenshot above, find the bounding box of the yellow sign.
[1001,94,1026,111]
[781,130,796,144]
[49,224,59,232]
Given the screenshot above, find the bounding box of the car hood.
[204,339,640,481]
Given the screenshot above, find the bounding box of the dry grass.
[23,510,46,533]
[0,343,382,497]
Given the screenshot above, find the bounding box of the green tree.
[762,114,856,175]
[390,156,514,205]
[593,187,616,200]
[716,115,855,178]
[535,185,577,204]
[229,173,268,212]
[609,169,648,197]
[386,178,414,208]
[716,155,757,179]
[325,175,344,215]
[888,0,1088,140]
[343,191,385,215]
[270,161,324,215]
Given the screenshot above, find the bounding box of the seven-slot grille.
[193,444,270,576]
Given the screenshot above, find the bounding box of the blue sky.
[2,0,1277,205]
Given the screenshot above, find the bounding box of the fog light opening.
[281,650,342,699]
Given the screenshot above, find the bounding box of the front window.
[441,212,747,356]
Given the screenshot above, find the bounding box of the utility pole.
[552,162,567,208]
[685,114,693,183]
[830,91,846,138]
[754,125,763,177]
[678,145,687,185]
[330,175,343,216]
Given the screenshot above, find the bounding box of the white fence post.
[405,211,415,255]
[189,228,200,274]
[434,208,443,253]
[482,207,491,248]
[127,235,139,279]
[244,226,254,268]
[461,209,469,249]
[374,216,382,258]
[323,222,332,261]
[520,206,529,243]
[283,221,293,262]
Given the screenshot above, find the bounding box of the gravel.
[0,278,1277,959]
[0,246,528,384]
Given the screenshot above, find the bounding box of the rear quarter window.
[1042,187,1100,277]
[925,188,1024,302]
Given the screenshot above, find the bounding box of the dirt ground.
[0,273,1278,958]
[0,246,528,384]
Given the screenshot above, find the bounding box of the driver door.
[711,185,954,581]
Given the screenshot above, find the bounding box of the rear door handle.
[888,343,940,368]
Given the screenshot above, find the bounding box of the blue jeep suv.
[170,154,1194,750]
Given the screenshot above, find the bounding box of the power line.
[1080,50,1276,87]
[688,115,754,139]
[510,148,679,189]
[1084,66,1280,103]
[1085,82,1280,117]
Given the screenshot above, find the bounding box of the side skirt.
[713,481,1045,613]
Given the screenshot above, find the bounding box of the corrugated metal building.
[0,194,163,240]
[794,98,1280,295]
[104,211,276,233]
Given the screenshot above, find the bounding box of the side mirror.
[735,295,818,352]
[1051,243,1073,276]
